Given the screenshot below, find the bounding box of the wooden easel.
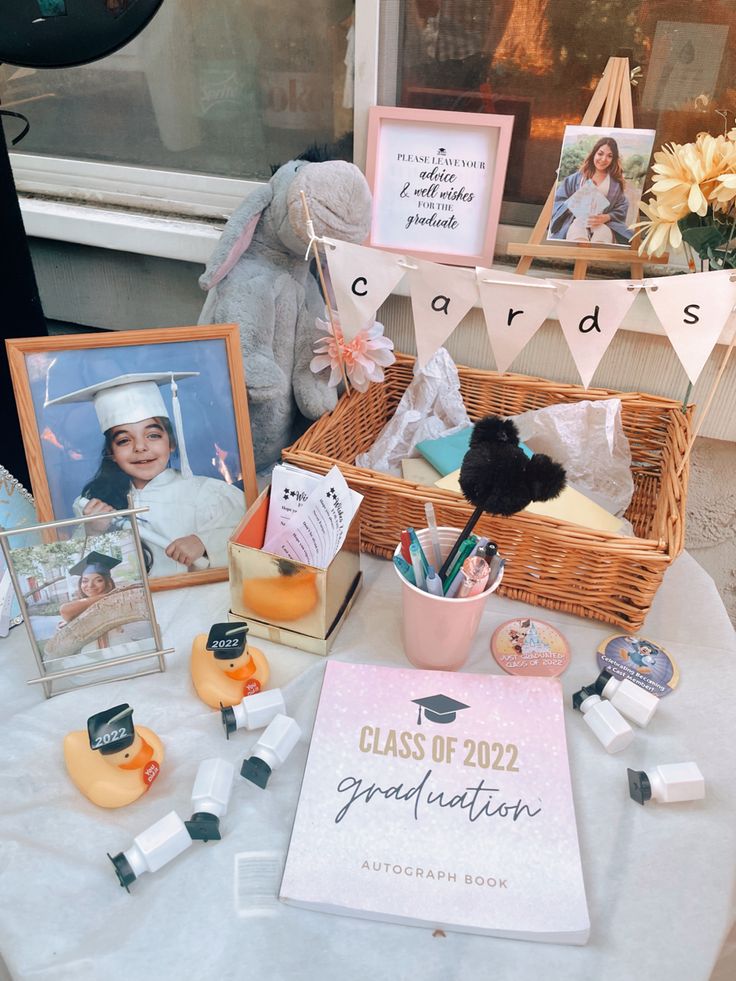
[508,57,668,279]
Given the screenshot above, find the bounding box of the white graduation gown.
[74,469,246,577]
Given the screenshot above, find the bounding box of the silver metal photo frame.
[0,506,172,698]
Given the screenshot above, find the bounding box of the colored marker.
[393,554,416,587]
[409,542,427,591]
[400,530,412,564]
[407,527,429,576]
[424,565,443,596]
[442,536,477,593]
[424,502,442,570]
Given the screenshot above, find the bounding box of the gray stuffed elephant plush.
[198,158,372,470]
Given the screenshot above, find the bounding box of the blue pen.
[407,527,429,576]
[425,564,443,596]
[409,542,427,591]
[393,554,416,586]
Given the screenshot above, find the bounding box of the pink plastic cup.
[394,526,503,671]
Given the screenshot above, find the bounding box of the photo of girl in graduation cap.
[59,550,120,627]
[45,371,246,579]
[10,534,156,664]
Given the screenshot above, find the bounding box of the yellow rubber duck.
[64,703,163,809]
[190,622,270,710]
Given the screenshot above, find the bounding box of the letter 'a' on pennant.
[408,259,479,368]
[324,237,406,342]
[475,268,557,373]
[553,280,639,388]
[645,268,736,385]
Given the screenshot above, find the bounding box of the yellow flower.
[632,198,685,257]
[650,135,729,217]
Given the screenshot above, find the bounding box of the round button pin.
[491,618,570,677]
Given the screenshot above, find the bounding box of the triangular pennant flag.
[476,268,558,373]
[324,238,406,342]
[553,280,639,388]
[645,268,736,385]
[407,259,479,368]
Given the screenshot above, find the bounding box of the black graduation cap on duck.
[87,704,135,755]
[438,416,566,579]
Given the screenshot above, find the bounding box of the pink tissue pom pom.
[310,315,395,393]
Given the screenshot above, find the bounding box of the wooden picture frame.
[6,324,257,592]
[364,105,513,267]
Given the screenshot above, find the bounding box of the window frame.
[9,0,381,255]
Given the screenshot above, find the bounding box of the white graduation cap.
[46,371,199,478]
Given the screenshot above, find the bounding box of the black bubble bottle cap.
[241,756,272,789]
[108,851,136,891]
[627,768,653,805]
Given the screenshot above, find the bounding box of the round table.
[0,551,734,981]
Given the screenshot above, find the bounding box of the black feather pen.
[437,416,567,581]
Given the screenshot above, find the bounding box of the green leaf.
[678,223,725,255]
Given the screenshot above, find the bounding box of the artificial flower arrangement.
[311,315,395,394]
[636,129,736,268]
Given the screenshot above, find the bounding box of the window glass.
[2,0,355,180]
[395,1,736,214]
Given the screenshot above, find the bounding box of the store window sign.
[365,107,512,268]
[263,71,327,131]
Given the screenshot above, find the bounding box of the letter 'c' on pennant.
[324,237,406,342]
[552,280,639,388]
[645,268,736,385]
[407,259,479,368]
[476,268,558,373]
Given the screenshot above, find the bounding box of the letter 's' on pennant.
[645,268,736,385]
[324,238,406,342]
[476,268,558,373]
[408,259,479,368]
[553,280,639,388]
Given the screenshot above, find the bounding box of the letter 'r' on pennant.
[476,268,557,373]
[324,237,407,342]
[645,268,736,385]
[408,259,479,368]
[553,280,639,388]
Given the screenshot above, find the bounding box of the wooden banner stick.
[676,321,736,477]
[300,190,351,397]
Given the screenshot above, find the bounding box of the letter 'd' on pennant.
[553,280,639,388]
[324,237,406,342]
[476,269,558,373]
[645,268,736,385]
[408,259,479,368]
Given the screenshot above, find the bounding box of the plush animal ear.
[199,183,274,291]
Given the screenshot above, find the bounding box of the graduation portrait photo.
[548,125,656,248]
[0,518,165,696]
[6,325,257,590]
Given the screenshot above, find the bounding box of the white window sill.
[21,196,730,345]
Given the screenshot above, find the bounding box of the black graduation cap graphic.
[412,694,470,725]
[87,704,135,754]
[206,622,248,659]
[69,551,122,578]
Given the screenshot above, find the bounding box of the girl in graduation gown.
[47,373,245,577]
[550,136,632,246]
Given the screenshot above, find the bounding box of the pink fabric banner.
[324,238,406,342]
[476,268,558,373]
[407,259,479,368]
[554,280,639,388]
[645,268,736,384]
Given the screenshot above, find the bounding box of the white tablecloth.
[0,552,734,981]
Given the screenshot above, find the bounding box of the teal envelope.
[415,427,533,476]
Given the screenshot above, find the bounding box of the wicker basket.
[283,354,692,630]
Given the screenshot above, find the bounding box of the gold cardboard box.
[227,486,361,656]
